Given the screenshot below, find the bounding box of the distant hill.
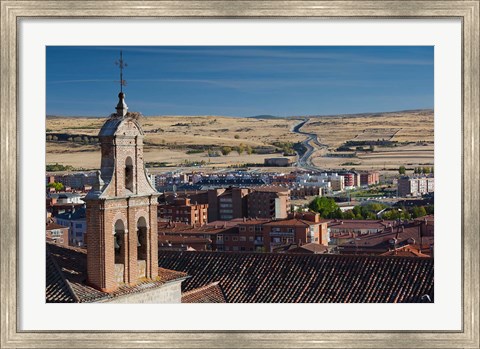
[47,109,433,120]
[249,115,283,119]
[249,109,433,120]
[306,109,434,119]
[47,115,102,119]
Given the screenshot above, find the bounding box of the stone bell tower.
[85,92,159,292]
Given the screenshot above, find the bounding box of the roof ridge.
[46,244,80,302]
[182,281,220,296]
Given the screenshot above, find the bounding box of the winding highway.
[291,119,327,171]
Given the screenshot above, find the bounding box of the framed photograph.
[1,1,478,348]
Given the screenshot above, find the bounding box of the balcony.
[269,231,294,237]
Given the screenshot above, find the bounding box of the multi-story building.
[46,193,85,217]
[342,172,360,188]
[247,187,290,219]
[46,172,98,190]
[46,221,70,247]
[359,171,380,186]
[54,207,87,247]
[291,186,324,199]
[329,174,345,192]
[262,213,328,252]
[221,218,270,252]
[398,175,435,197]
[158,197,208,225]
[207,187,249,221]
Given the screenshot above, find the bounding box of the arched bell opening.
[113,219,126,284]
[137,216,148,262]
[125,156,134,192]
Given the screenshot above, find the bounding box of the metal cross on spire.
[115,50,128,92]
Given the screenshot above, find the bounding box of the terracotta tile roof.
[230,218,271,225]
[45,249,77,303]
[46,243,188,303]
[251,186,290,193]
[159,251,434,303]
[263,218,318,227]
[415,215,434,223]
[158,221,233,235]
[338,224,434,254]
[286,243,330,254]
[46,222,69,230]
[158,235,211,245]
[206,220,241,228]
[328,220,393,230]
[380,245,431,258]
[181,282,226,303]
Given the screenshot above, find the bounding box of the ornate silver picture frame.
[1,1,478,348]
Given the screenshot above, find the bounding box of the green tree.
[308,197,341,219]
[246,145,253,155]
[236,143,245,155]
[343,210,355,219]
[398,166,406,175]
[412,206,427,218]
[234,134,240,139]
[423,167,430,174]
[46,182,64,191]
[220,146,232,156]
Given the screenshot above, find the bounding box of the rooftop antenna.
[115,50,128,93]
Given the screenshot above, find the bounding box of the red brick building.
[220,218,270,252]
[262,213,328,252]
[46,222,69,247]
[342,172,360,188]
[207,187,249,221]
[158,197,208,225]
[84,93,160,292]
[247,186,290,219]
[359,171,380,186]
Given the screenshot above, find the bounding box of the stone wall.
[103,280,183,304]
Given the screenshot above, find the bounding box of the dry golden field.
[46,110,433,172]
[304,110,433,148]
[46,116,302,170]
[303,110,434,171]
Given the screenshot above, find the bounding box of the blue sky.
[46,46,433,117]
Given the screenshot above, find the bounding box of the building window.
[232,236,238,241]
[240,236,246,242]
[217,235,223,241]
[50,229,63,236]
[249,236,254,242]
[75,223,83,229]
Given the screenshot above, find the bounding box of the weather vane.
[115,50,128,92]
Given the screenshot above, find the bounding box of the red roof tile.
[46,222,69,230]
[181,282,226,303]
[159,251,434,303]
[263,218,317,227]
[46,243,187,303]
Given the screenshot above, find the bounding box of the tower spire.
[115,50,128,117]
[115,50,127,93]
